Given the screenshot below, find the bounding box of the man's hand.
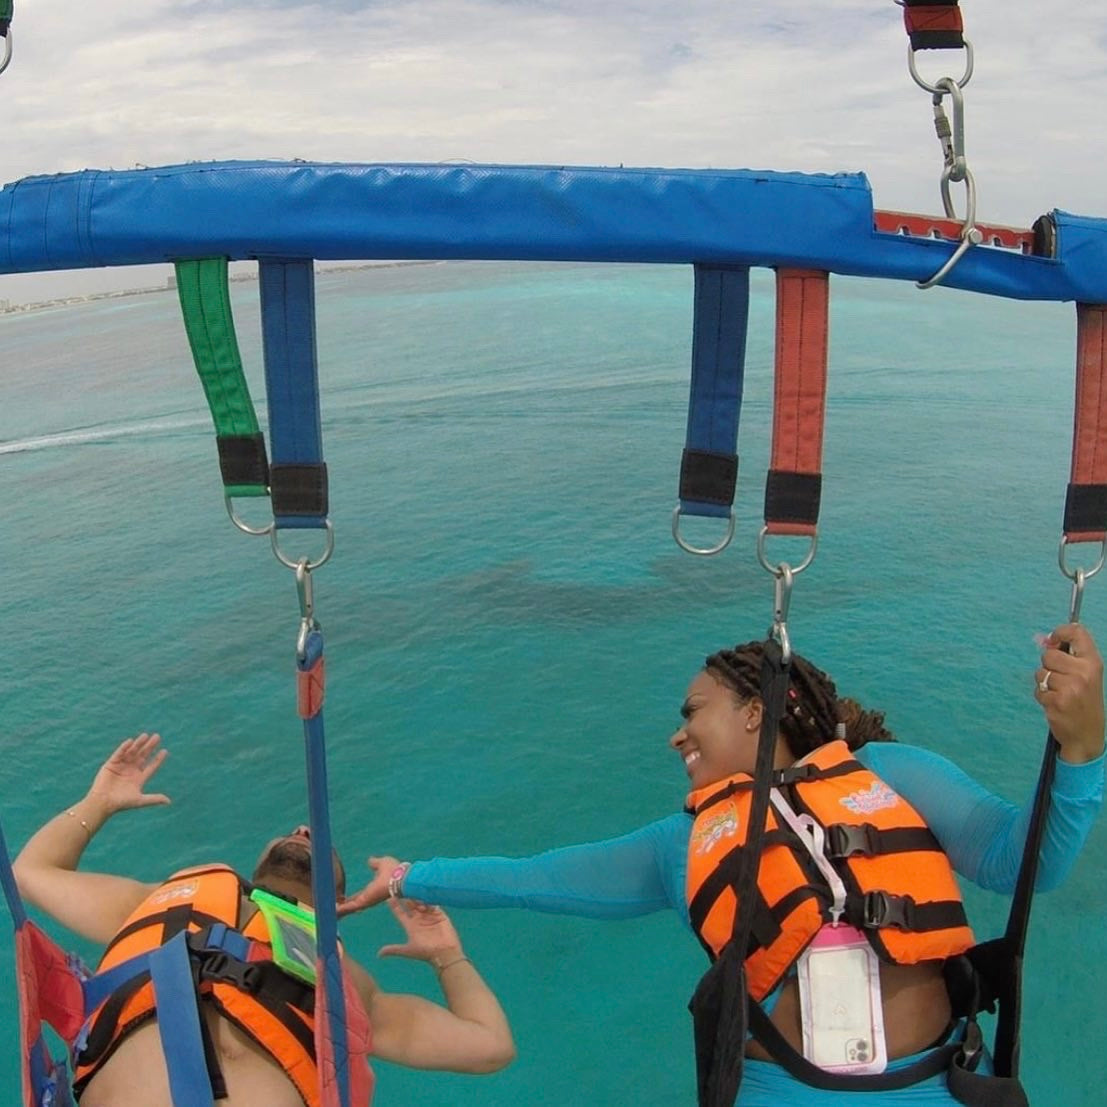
[337,854,399,917]
[378,898,464,963]
[87,733,171,814]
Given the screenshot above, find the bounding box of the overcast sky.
[2,0,1106,301]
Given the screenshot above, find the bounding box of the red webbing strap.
[902,1,964,51]
[297,655,326,720]
[1065,304,1107,543]
[764,270,829,538]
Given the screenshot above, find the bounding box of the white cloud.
[3,0,1107,300]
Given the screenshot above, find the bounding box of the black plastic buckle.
[827,822,879,858]
[196,950,264,995]
[864,891,916,930]
[772,763,819,786]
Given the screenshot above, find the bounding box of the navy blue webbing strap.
[678,265,750,518]
[299,625,351,1107]
[259,259,329,529]
[147,931,216,1107]
[0,816,27,928]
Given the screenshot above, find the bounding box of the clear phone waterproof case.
[796,923,888,1075]
[250,888,318,985]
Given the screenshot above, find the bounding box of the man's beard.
[254,839,312,887]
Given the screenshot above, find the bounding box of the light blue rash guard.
[403,743,1104,1106]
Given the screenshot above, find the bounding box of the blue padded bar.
[148,932,215,1107]
[679,265,749,519]
[299,627,350,1107]
[259,259,328,528]
[3,160,1107,301]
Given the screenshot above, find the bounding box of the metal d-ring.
[755,527,818,577]
[271,519,335,571]
[672,504,736,556]
[907,38,974,96]
[224,494,275,537]
[0,31,12,77]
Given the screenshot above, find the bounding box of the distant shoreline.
[0,259,443,316]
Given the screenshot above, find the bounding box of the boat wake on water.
[0,414,210,455]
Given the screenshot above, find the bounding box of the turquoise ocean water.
[0,260,1104,1105]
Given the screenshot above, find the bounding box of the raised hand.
[378,898,465,964]
[87,733,171,814]
[337,855,400,918]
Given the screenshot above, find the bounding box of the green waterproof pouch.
[250,888,318,985]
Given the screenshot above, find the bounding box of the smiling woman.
[338,628,1105,1107]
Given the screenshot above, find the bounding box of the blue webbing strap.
[0,816,28,929]
[259,259,329,530]
[299,626,350,1107]
[147,931,215,1107]
[1,817,75,1106]
[80,923,251,1014]
[81,952,150,1013]
[678,265,750,518]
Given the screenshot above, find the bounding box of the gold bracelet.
[66,809,93,842]
[432,953,471,974]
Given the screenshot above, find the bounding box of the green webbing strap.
[175,257,270,498]
[0,1,12,35]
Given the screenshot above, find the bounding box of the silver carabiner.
[0,30,12,77]
[671,505,736,557]
[918,169,982,289]
[271,519,335,571]
[933,78,968,185]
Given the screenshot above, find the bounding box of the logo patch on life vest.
[839,781,900,815]
[692,805,739,855]
[149,880,200,905]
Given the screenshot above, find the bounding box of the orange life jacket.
[71,863,373,1106]
[685,740,975,1001]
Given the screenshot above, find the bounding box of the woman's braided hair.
[704,641,895,757]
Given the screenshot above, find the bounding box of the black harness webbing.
[988,732,1059,1081]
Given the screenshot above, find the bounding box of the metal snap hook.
[1058,536,1107,623]
[295,559,318,660]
